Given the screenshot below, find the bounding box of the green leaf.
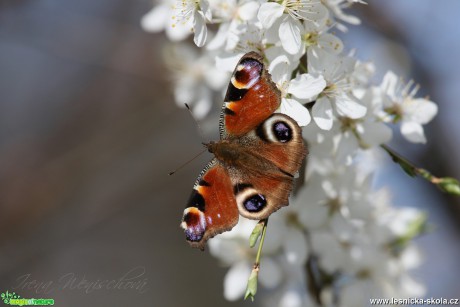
[382,145,417,177]
[249,221,264,248]
[395,157,417,177]
[437,177,460,195]
[244,267,259,301]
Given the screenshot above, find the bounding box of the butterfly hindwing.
[253,113,307,176]
[220,52,281,139]
[181,159,239,250]
[229,114,307,220]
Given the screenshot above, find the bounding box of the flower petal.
[335,131,359,164]
[193,10,207,47]
[401,121,426,143]
[307,48,337,80]
[223,261,252,301]
[239,1,260,21]
[200,0,212,21]
[204,67,228,90]
[310,232,346,273]
[279,289,304,307]
[206,22,229,50]
[192,87,212,119]
[216,52,245,73]
[299,1,328,23]
[283,227,309,265]
[312,96,334,130]
[174,79,195,105]
[279,17,302,54]
[406,98,438,124]
[308,49,356,82]
[381,71,399,98]
[268,53,294,84]
[360,121,392,146]
[208,238,246,265]
[318,33,344,54]
[289,74,326,100]
[263,214,286,253]
[281,98,311,126]
[259,258,283,289]
[334,93,367,119]
[257,2,284,28]
[165,19,192,41]
[401,245,423,270]
[141,5,168,32]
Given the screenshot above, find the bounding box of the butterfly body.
[204,138,288,178]
[181,52,307,250]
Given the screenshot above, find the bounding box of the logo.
[1,291,54,306]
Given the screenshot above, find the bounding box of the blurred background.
[0,0,458,306]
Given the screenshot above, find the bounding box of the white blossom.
[308,49,367,130]
[268,53,326,126]
[301,10,344,55]
[207,0,261,51]
[141,0,191,41]
[322,0,364,32]
[164,45,228,118]
[380,71,438,143]
[258,0,327,54]
[172,0,212,47]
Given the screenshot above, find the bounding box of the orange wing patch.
[222,53,281,137]
[181,162,238,250]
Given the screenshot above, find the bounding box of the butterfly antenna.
[168,103,209,176]
[168,148,207,176]
[185,103,206,142]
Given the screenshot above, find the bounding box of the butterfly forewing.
[220,52,281,139]
[181,160,238,250]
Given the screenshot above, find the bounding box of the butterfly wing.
[230,113,307,220]
[181,159,239,250]
[181,52,306,249]
[220,52,281,139]
[219,52,306,220]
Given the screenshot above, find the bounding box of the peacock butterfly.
[181,52,307,250]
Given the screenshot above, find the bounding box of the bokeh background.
[0,0,459,306]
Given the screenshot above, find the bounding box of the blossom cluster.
[142,0,437,306]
